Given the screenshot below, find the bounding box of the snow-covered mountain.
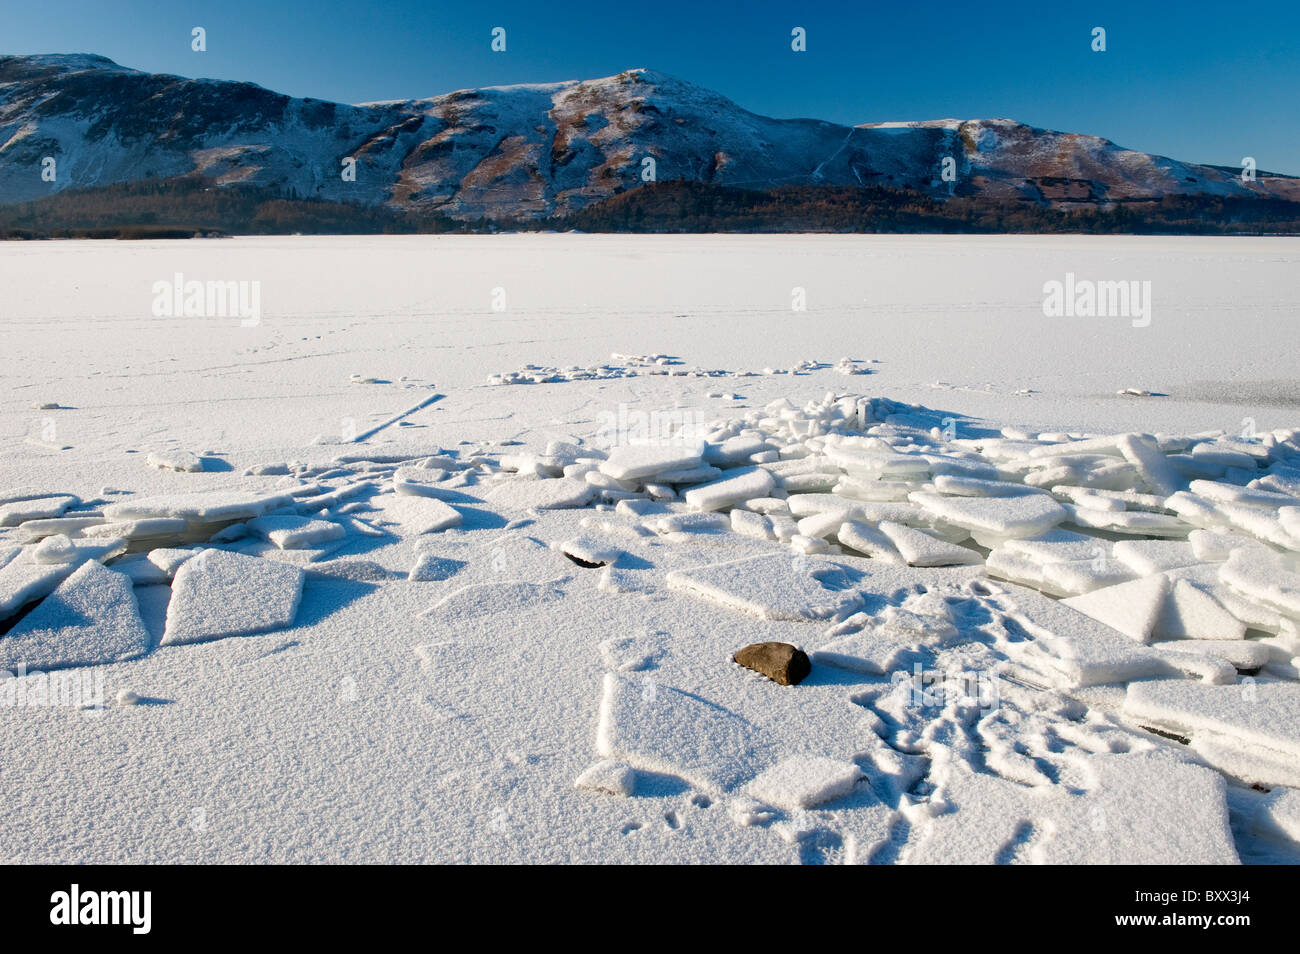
[2,54,1296,221]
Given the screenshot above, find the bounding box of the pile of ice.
[4,389,1300,861]
[486,353,875,386]
[477,392,1300,800]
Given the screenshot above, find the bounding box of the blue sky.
[3,0,1298,173]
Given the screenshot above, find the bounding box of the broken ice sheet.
[596,672,767,791]
[666,553,863,621]
[0,561,150,671]
[162,549,305,646]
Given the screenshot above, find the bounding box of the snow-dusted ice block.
[104,489,295,522]
[1039,558,1136,596]
[599,443,704,481]
[1062,574,1169,643]
[1125,680,1300,775]
[930,475,1046,498]
[1219,548,1300,619]
[573,759,636,797]
[109,553,169,585]
[837,519,905,563]
[1038,750,1238,865]
[247,515,347,549]
[1111,539,1199,575]
[682,466,776,512]
[998,582,1182,688]
[910,751,1237,864]
[0,561,150,671]
[909,491,1066,539]
[825,443,931,478]
[407,554,465,581]
[1149,640,1270,670]
[392,468,460,500]
[704,436,772,466]
[746,757,862,810]
[0,495,78,527]
[730,508,775,541]
[146,548,198,579]
[653,464,722,485]
[1251,787,1300,843]
[878,521,981,567]
[146,449,203,473]
[1188,528,1262,562]
[786,493,867,518]
[162,549,304,646]
[0,536,129,619]
[81,517,188,541]
[1066,506,1190,537]
[596,672,764,790]
[666,554,862,621]
[1115,433,1182,497]
[374,494,462,534]
[1002,528,1104,564]
[555,532,623,566]
[485,477,595,511]
[1155,579,1246,642]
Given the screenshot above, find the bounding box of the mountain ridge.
[2,54,1297,222]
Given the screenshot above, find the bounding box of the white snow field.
[1,233,1299,864]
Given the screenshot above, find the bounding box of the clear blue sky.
[3,0,1298,173]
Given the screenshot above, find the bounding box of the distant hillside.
[2,54,1298,231]
[562,181,1300,235]
[5,176,1299,238]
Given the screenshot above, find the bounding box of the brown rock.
[733,642,811,686]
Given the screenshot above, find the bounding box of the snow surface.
[1,235,1299,864]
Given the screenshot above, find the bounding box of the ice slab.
[162,549,305,646]
[146,449,203,473]
[1111,539,1200,575]
[373,495,462,534]
[878,521,981,567]
[0,495,78,527]
[683,466,776,512]
[1125,680,1300,779]
[746,757,863,810]
[1062,574,1170,644]
[837,520,906,564]
[666,554,862,621]
[997,582,1184,688]
[600,443,705,481]
[596,672,764,791]
[0,561,150,671]
[485,477,595,511]
[247,515,346,550]
[1115,433,1182,497]
[1155,579,1247,641]
[104,490,295,522]
[1219,549,1300,619]
[910,491,1067,539]
[1150,639,1270,670]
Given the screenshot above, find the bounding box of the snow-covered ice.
[2,234,1300,864]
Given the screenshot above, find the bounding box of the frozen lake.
[2,234,1298,864]
[3,234,1298,489]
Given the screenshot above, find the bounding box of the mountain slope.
[1,55,1296,221]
